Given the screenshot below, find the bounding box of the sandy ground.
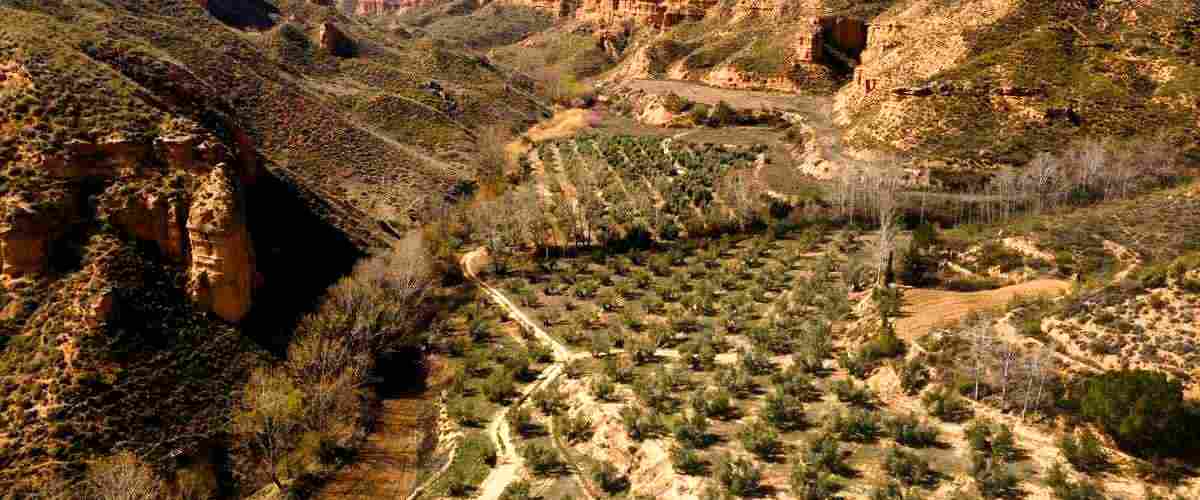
[621,79,827,112]
[318,398,431,499]
[461,248,588,500]
[895,279,1072,339]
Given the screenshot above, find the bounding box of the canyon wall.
[1,130,259,323]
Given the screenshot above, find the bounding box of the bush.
[591,375,616,402]
[1045,463,1105,500]
[895,358,930,395]
[702,388,737,420]
[832,379,874,407]
[790,462,841,500]
[621,405,665,441]
[738,420,783,461]
[484,369,516,403]
[593,462,630,494]
[970,453,1019,499]
[673,410,712,449]
[869,481,920,500]
[763,389,806,431]
[965,419,1019,462]
[1058,429,1108,473]
[499,480,533,500]
[803,432,849,476]
[923,385,974,423]
[671,444,707,475]
[1078,370,1192,455]
[522,443,561,475]
[885,414,939,448]
[714,453,763,497]
[883,446,933,486]
[450,398,485,427]
[557,413,593,443]
[829,409,881,443]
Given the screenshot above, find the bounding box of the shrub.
[714,453,763,497]
[591,376,617,402]
[593,462,630,494]
[738,420,783,461]
[1078,370,1192,455]
[533,387,565,415]
[483,369,516,403]
[803,432,848,476]
[703,387,737,420]
[790,462,841,500]
[771,366,819,401]
[970,453,1019,499]
[449,398,484,427]
[763,389,806,431]
[673,410,712,449]
[839,352,873,379]
[1045,463,1105,500]
[671,444,707,475]
[895,357,930,395]
[869,481,920,500]
[1058,429,1108,473]
[883,446,933,486]
[522,443,560,475]
[499,480,533,500]
[557,413,593,444]
[965,419,1020,462]
[620,405,665,441]
[923,385,974,423]
[829,409,881,443]
[832,379,874,407]
[885,414,939,448]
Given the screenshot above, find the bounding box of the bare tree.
[994,340,1021,408]
[85,452,163,500]
[234,367,304,491]
[963,320,996,402]
[873,172,902,287]
[1020,346,1056,421]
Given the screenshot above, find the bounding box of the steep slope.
[0,0,545,493]
[837,0,1200,167]
[497,0,1199,167]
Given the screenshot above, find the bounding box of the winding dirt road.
[460,248,582,500]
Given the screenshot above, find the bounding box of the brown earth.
[894,279,1072,339]
[318,397,432,498]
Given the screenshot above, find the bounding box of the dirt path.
[318,398,432,499]
[461,249,587,500]
[894,279,1072,339]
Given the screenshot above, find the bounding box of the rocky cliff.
[0,129,261,324]
[356,0,444,15]
[579,0,1199,164]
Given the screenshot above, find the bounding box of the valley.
[1,0,1198,499]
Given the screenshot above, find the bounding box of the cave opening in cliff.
[818,16,869,77]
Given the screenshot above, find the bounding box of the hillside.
[475,0,1199,170]
[0,0,544,494]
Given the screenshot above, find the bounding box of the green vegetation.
[1077,370,1194,456]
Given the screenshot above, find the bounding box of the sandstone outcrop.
[0,190,78,285]
[355,0,401,15]
[187,165,256,323]
[28,129,259,323]
[319,22,356,56]
[355,0,444,15]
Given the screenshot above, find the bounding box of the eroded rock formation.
[319,22,356,56]
[13,128,260,323]
[355,0,443,14]
[0,190,78,285]
[187,165,256,323]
